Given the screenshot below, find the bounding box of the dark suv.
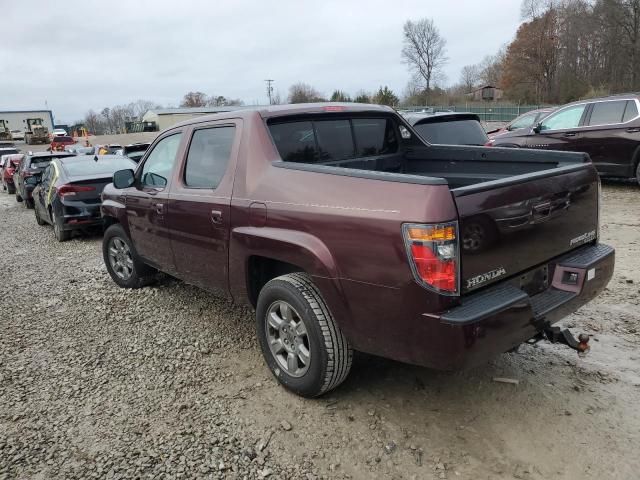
[491,94,640,182]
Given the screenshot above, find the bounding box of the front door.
[166,121,241,297]
[126,132,183,271]
[526,103,587,152]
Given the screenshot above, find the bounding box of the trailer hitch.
[528,325,590,355]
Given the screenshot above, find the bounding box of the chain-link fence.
[400,104,554,122]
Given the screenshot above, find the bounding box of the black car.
[118,143,151,163]
[14,152,74,208]
[33,155,136,241]
[490,94,640,182]
[404,112,489,146]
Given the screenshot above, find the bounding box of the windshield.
[62,157,134,176]
[413,119,488,146]
[53,136,73,142]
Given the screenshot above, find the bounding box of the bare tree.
[130,100,161,120]
[401,18,448,102]
[180,91,209,107]
[459,65,481,92]
[288,83,325,103]
[206,95,244,107]
[84,110,103,135]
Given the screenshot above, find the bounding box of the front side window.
[588,100,627,126]
[140,133,182,188]
[540,104,586,131]
[184,126,236,188]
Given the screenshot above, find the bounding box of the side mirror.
[533,122,543,134]
[113,169,135,189]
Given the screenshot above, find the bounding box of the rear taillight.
[403,222,459,295]
[57,184,95,197]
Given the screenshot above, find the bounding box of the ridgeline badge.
[570,230,596,247]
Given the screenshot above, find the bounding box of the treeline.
[466,0,640,104]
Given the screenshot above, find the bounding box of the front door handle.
[626,127,640,133]
[563,132,576,137]
[211,209,223,225]
[153,202,164,215]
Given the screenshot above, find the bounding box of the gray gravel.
[1,180,639,480]
[0,194,316,479]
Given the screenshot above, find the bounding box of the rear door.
[453,163,599,294]
[166,120,241,296]
[126,132,183,271]
[579,99,639,176]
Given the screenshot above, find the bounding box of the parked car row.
[2,151,135,241]
[487,94,640,183]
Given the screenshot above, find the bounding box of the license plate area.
[517,265,549,297]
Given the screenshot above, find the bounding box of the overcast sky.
[2,0,522,124]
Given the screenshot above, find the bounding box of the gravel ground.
[1,173,639,479]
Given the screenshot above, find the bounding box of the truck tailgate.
[453,164,599,294]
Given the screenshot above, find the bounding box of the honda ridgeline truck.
[101,103,614,397]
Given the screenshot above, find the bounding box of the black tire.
[256,273,353,397]
[7,184,15,194]
[34,205,46,226]
[15,192,22,202]
[51,208,71,242]
[102,224,156,288]
[25,198,34,209]
[636,161,640,186]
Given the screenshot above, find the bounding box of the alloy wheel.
[107,237,134,281]
[265,300,311,377]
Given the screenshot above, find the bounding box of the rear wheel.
[25,198,34,209]
[103,224,156,288]
[256,273,353,397]
[7,184,15,194]
[52,208,70,242]
[636,161,640,185]
[15,192,22,202]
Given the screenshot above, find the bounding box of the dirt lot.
[1,165,639,478]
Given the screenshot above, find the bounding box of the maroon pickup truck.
[101,103,614,397]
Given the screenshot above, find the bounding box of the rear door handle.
[210,209,223,225]
[563,132,576,137]
[626,127,640,133]
[153,202,164,215]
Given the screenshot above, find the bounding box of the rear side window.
[588,100,627,126]
[269,117,398,164]
[184,126,235,188]
[623,100,639,122]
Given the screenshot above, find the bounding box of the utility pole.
[265,79,274,105]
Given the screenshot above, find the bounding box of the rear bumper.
[60,201,103,230]
[327,242,614,370]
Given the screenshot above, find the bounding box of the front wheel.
[103,224,156,288]
[34,205,46,226]
[25,198,34,209]
[15,192,22,202]
[256,273,353,397]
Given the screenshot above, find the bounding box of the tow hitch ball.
[541,326,590,355]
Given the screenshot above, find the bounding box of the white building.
[142,106,255,131]
[0,110,55,135]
